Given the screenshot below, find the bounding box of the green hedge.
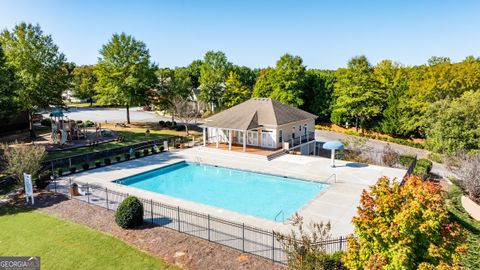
[413,158,433,179]
[399,155,415,167]
[115,196,144,229]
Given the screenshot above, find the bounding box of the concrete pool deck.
[60,146,406,237]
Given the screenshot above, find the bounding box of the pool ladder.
[326,173,336,183]
[274,210,285,223]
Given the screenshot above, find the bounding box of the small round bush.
[104,158,111,165]
[82,163,89,170]
[165,121,172,127]
[69,167,76,174]
[143,148,149,156]
[134,151,141,158]
[115,156,121,162]
[95,161,101,168]
[160,146,164,152]
[124,153,130,160]
[57,168,63,176]
[158,120,166,127]
[115,196,144,229]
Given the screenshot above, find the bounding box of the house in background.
[201,98,317,153]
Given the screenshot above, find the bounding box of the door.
[247,131,258,146]
[261,130,274,148]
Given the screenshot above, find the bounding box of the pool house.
[201,98,317,153]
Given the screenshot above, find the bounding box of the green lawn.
[445,184,480,269]
[0,205,178,270]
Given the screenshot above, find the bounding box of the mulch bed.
[7,190,286,270]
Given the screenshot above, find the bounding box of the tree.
[252,67,275,98]
[0,22,70,131]
[94,33,156,123]
[152,67,193,122]
[374,60,408,135]
[301,69,336,122]
[270,54,306,107]
[428,56,451,66]
[1,143,46,185]
[0,46,17,121]
[222,71,251,107]
[72,65,97,106]
[198,51,231,112]
[170,97,200,135]
[345,176,464,270]
[231,65,257,89]
[425,91,480,154]
[331,56,385,131]
[446,152,480,204]
[187,59,203,88]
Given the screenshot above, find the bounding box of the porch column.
[243,131,246,152]
[202,127,206,146]
[216,128,219,148]
[228,130,232,150]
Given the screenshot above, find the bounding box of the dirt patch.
[10,191,286,270]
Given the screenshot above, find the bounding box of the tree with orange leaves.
[344,176,465,270]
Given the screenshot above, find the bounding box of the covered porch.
[202,127,279,152]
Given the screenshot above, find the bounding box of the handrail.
[326,173,336,183]
[274,210,285,222]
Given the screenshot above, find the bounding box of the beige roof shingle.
[201,98,317,130]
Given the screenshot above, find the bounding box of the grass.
[0,205,179,270]
[444,184,480,269]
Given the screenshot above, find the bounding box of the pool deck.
[59,146,406,237]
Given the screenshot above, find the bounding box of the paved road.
[42,107,172,123]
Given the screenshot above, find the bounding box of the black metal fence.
[48,179,348,264]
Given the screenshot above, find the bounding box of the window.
[291,126,295,139]
[304,124,308,136]
[279,130,283,142]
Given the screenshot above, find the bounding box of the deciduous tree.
[72,65,97,106]
[0,46,17,121]
[222,71,251,107]
[198,51,231,112]
[95,33,156,123]
[345,176,464,270]
[0,22,70,131]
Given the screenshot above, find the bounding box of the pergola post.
[228,130,232,151]
[216,128,219,148]
[243,131,246,152]
[202,127,206,146]
[330,149,335,167]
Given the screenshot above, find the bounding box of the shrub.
[84,120,95,127]
[40,118,52,126]
[428,152,443,164]
[124,153,130,160]
[115,196,144,229]
[399,155,415,167]
[160,146,164,152]
[175,125,185,131]
[382,144,399,167]
[344,176,464,269]
[104,158,111,165]
[69,167,76,174]
[165,121,172,127]
[35,170,51,189]
[75,120,83,124]
[172,121,177,127]
[57,168,63,176]
[446,153,480,204]
[276,213,335,270]
[115,156,121,162]
[158,120,166,127]
[94,161,101,168]
[0,143,46,185]
[82,163,89,170]
[143,148,149,156]
[134,151,141,158]
[413,158,433,179]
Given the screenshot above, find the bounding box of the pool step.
[266,149,287,161]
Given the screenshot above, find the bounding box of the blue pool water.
[116,162,326,221]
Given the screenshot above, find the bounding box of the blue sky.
[1,0,479,69]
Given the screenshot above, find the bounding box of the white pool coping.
[61,147,406,236]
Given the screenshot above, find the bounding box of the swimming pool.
[116,162,326,221]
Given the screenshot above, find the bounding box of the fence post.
[177,206,181,232]
[242,223,245,252]
[339,236,343,250]
[271,231,275,262]
[150,199,153,223]
[54,177,57,193]
[105,187,109,210]
[86,183,90,204]
[69,178,72,198]
[207,215,211,241]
